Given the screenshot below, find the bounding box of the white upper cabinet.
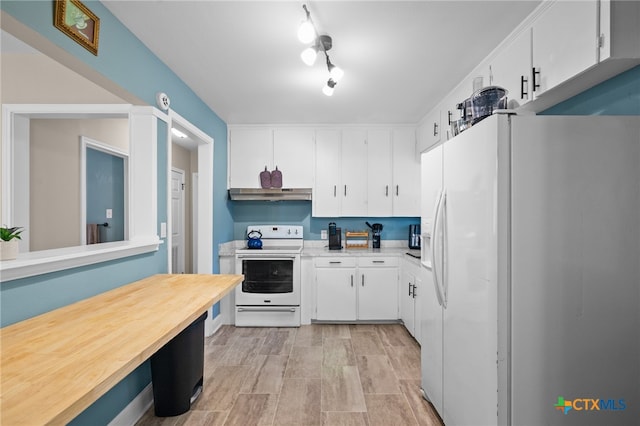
[367,129,393,217]
[392,128,420,216]
[273,128,314,188]
[313,129,342,217]
[531,0,598,97]
[228,127,314,188]
[341,129,368,217]
[489,28,533,108]
[228,127,272,188]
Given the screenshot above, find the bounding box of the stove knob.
[287,229,291,234]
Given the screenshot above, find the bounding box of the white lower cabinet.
[315,256,398,321]
[400,258,422,344]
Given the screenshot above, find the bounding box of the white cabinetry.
[315,257,357,321]
[489,28,533,108]
[228,128,272,188]
[392,128,420,216]
[314,256,398,321]
[341,130,368,216]
[531,0,598,98]
[417,109,441,153]
[366,129,393,216]
[313,128,419,217]
[313,130,342,217]
[228,127,314,188]
[273,128,315,188]
[400,258,422,343]
[358,257,399,320]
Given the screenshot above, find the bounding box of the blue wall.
[0,0,231,424]
[86,148,125,243]
[542,65,640,115]
[231,201,419,242]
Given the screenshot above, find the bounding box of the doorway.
[171,168,185,273]
[167,110,215,333]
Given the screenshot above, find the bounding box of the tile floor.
[136,323,443,426]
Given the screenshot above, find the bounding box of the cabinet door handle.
[408,282,412,296]
[520,75,528,99]
[447,111,453,126]
[333,185,336,197]
[350,275,354,287]
[362,275,365,287]
[413,285,417,298]
[344,185,347,196]
[433,122,439,136]
[385,185,389,196]
[396,185,399,196]
[532,67,541,92]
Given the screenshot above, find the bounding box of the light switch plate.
[160,222,167,238]
[321,230,328,240]
[106,209,113,219]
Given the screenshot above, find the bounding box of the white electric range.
[234,225,303,327]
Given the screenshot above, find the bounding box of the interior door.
[171,168,185,274]
[442,118,498,425]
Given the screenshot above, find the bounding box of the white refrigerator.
[419,114,639,425]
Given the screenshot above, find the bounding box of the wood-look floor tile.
[258,329,295,355]
[273,378,321,425]
[349,324,378,333]
[234,327,269,337]
[224,393,277,426]
[322,324,352,339]
[399,380,444,426]
[294,324,323,346]
[376,324,416,347]
[180,410,228,426]
[384,345,421,380]
[285,345,323,379]
[323,338,356,367]
[241,354,287,394]
[216,336,263,366]
[192,365,248,411]
[322,412,370,426]
[322,365,367,412]
[364,394,418,426]
[207,325,237,346]
[350,331,386,355]
[356,355,401,394]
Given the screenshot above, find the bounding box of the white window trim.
[1,104,167,283]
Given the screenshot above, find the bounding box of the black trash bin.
[150,311,208,417]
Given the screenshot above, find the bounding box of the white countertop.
[218,240,424,264]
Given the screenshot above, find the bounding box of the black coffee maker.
[366,222,383,248]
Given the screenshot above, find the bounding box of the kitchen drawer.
[358,257,399,267]
[315,257,357,268]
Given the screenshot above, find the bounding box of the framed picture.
[54,0,100,55]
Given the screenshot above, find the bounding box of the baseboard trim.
[108,383,153,426]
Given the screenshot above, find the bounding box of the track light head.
[323,78,337,96]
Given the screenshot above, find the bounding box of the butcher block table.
[0,273,243,425]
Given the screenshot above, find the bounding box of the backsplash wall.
[230,201,419,242]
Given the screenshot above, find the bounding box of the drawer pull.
[372,260,385,264]
[329,261,342,264]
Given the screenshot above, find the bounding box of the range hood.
[228,188,312,201]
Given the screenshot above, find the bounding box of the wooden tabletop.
[0,273,243,425]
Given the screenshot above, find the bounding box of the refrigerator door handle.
[431,189,446,307]
[440,190,448,306]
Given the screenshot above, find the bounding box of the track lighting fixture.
[298,4,344,96]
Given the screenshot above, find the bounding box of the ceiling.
[102,1,541,125]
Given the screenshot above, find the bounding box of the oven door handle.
[236,307,297,313]
[236,255,297,260]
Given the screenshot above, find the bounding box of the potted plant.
[0,226,23,261]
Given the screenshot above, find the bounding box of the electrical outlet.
[321,230,328,240]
